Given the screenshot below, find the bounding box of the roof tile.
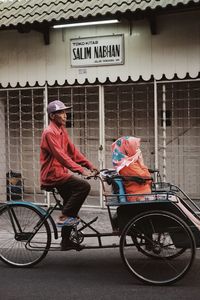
[0,0,199,28]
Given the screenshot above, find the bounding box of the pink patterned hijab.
[111,136,144,173]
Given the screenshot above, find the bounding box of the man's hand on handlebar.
[82,167,100,179]
[82,169,93,177]
[90,167,100,176]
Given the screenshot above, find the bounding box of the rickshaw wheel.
[120,210,196,285]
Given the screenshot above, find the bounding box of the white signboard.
[70,35,124,67]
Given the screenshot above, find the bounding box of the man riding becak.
[40,100,99,251]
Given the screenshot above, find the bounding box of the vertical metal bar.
[18,90,24,199]
[6,91,11,201]
[145,85,150,163]
[162,84,167,181]
[153,79,159,171]
[170,84,175,183]
[44,83,48,128]
[117,87,120,137]
[70,88,74,140]
[131,86,134,132]
[99,85,105,208]
[84,87,87,153]
[44,83,50,206]
[187,82,191,135]
[31,89,36,202]
[185,83,190,188]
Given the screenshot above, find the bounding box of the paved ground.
[1,208,200,299]
[51,207,118,248]
[0,239,200,300]
[53,207,114,232]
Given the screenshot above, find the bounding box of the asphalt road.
[0,248,200,300]
[0,208,200,300]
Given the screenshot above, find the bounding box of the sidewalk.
[52,207,119,247]
[80,207,114,232]
[53,207,113,233]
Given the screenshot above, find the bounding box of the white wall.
[0,10,200,87]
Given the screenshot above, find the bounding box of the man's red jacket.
[40,121,94,187]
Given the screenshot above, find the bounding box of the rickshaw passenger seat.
[112,178,127,203]
[100,169,127,203]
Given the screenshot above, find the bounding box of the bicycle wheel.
[120,210,196,285]
[0,203,51,267]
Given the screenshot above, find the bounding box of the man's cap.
[47,100,72,114]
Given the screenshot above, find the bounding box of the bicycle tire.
[120,210,196,285]
[0,203,51,267]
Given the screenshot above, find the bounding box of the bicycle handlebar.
[85,174,100,180]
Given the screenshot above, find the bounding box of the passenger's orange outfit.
[112,136,151,201]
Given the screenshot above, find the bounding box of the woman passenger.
[111,136,152,201]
